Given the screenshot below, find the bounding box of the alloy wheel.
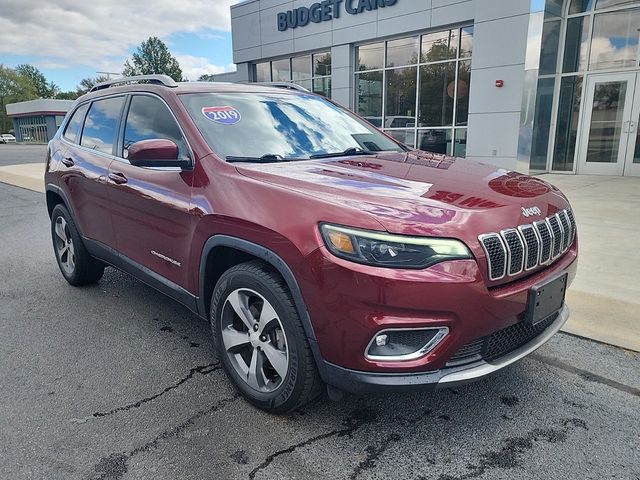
[220,288,289,392]
[54,216,75,276]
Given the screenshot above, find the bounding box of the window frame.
[62,103,90,145]
[116,92,194,170]
[78,95,127,157]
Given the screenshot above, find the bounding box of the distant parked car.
[0,134,16,144]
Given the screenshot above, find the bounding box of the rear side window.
[123,95,188,159]
[63,104,89,144]
[80,97,125,154]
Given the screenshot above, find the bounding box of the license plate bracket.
[526,273,568,326]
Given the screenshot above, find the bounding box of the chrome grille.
[479,209,576,281]
[518,225,539,270]
[548,215,563,259]
[534,220,553,264]
[502,229,524,275]
[478,234,506,280]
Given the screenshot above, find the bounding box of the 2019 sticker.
[202,106,241,125]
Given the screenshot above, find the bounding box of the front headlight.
[320,223,472,269]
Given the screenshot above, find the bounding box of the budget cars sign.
[277,0,398,32]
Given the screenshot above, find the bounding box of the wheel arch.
[198,235,326,374]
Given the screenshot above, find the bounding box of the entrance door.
[578,72,640,176]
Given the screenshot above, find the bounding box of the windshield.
[180,92,404,161]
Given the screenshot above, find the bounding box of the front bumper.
[320,305,569,394]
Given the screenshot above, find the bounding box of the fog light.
[366,327,449,362]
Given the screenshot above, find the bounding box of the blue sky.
[0,1,239,91]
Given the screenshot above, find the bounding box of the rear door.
[60,97,125,246]
[106,93,195,290]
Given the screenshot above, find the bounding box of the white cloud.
[0,0,241,68]
[175,55,236,80]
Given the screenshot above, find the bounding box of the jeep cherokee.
[45,75,578,413]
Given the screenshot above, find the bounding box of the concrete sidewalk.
[0,163,44,193]
[0,163,637,351]
[541,174,640,352]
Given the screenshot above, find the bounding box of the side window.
[80,97,125,154]
[123,95,188,160]
[63,104,89,144]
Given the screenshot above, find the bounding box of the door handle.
[108,172,128,185]
[630,121,638,133]
[61,157,74,167]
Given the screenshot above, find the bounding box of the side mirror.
[126,139,191,169]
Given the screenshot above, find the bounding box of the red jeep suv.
[45,75,578,413]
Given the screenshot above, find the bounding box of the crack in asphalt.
[248,407,379,480]
[531,353,640,397]
[90,394,239,480]
[428,418,589,480]
[349,433,402,479]
[71,363,221,424]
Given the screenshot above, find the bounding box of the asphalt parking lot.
[0,143,46,167]
[1,182,639,479]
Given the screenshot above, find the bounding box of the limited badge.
[202,106,241,125]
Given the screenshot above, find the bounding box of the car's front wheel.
[211,260,322,413]
[51,204,104,286]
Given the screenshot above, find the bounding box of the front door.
[578,72,640,176]
[107,94,195,291]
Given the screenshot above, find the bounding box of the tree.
[197,74,216,82]
[122,37,183,82]
[55,91,80,100]
[0,65,38,132]
[14,64,59,98]
[75,75,109,96]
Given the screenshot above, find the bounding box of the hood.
[235,151,569,238]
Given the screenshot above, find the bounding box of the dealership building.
[216,0,640,176]
[5,99,74,143]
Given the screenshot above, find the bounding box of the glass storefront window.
[563,17,589,73]
[357,43,385,71]
[456,60,471,126]
[313,52,332,76]
[531,78,556,170]
[254,52,332,97]
[271,59,291,82]
[356,71,383,125]
[386,36,419,67]
[553,76,583,171]
[313,77,331,98]
[590,8,640,70]
[418,62,455,127]
[460,27,474,58]
[355,26,472,157]
[596,0,638,9]
[569,0,594,14]
[454,129,467,157]
[255,62,271,82]
[292,55,312,80]
[387,129,416,148]
[421,30,458,62]
[417,129,452,155]
[540,19,561,75]
[385,67,417,122]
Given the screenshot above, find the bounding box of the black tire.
[51,204,104,286]
[211,260,322,413]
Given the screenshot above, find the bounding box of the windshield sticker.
[202,106,241,125]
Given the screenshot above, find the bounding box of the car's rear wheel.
[211,260,322,413]
[51,204,104,286]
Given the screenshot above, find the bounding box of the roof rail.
[89,75,178,92]
[240,81,310,92]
